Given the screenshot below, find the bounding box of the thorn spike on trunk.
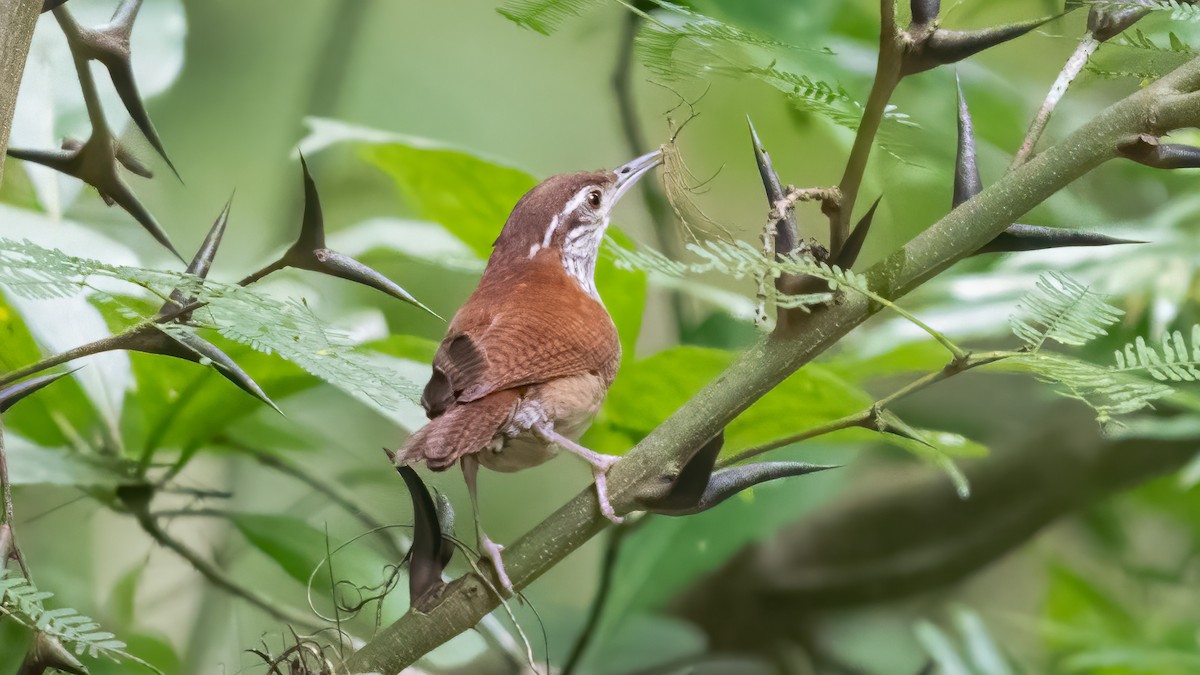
[916,14,1061,73]
[394,464,451,602]
[835,196,882,268]
[0,370,76,413]
[185,198,231,279]
[954,73,983,208]
[1119,134,1200,169]
[976,224,1144,255]
[746,116,798,259]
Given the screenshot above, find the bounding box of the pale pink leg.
[534,424,624,524]
[461,455,513,593]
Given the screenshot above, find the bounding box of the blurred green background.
[3,0,1200,673]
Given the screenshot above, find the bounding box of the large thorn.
[386,452,453,604]
[975,224,1143,255]
[657,462,838,517]
[164,331,281,414]
[1119,134,1200,169]
[161,197,231,317]
[241,157,438,317]
[0,371,76,414]
[951,78,1135,255]
[835,196,881,268]
[910,0,940,27]
[954,73,982,208]
[6,138,181,261]
[908,14,1061,74]
[56,0,180,179]
[103,169,183,261]
[747,116,798,259]
[640,431,724,514]
[1088,0,1155,43]
[18,632,87,675]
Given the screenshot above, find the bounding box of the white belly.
[476,373,607,473]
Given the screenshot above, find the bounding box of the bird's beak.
[611,149,663,205]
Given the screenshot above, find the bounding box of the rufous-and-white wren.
[398,150,663,590]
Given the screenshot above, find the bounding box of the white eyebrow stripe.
[542,214,559,248]
[561,187,592,219]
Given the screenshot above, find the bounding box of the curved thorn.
[169,332,281,414]
[114,140,153,179]
[0,370,77,413]
[1088,2,1153,43]
[103,174,184,261]
[296,154,326,251]
[390,459,450,603]
[286,158,438,316]
[639,431,724,513]
[954,73,983,208]
[101,54,180,180]
[915,14,1060,73]
[835,196,882,268]
[747,116,798,258]
[306,248,440,318]
[1119,134,1200,169]
[910,0,940,26]
[658,462,839,517]
[187,197,232,280]
[20,632,87,675]
[976,224,1144,255]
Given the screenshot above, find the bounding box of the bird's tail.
[397,391,519,471]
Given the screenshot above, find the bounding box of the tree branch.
[0,0,41,189]
[832,0,901,255]
[343,43,1200,675]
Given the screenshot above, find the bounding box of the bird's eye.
[587,190,602,208]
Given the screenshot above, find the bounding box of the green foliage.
[496,0,605,35]
[1005,272,1180,422]
[0,238,421,413]
[0,569,137,664]
[1115,328,1200,382]
[1010,271,1124,352]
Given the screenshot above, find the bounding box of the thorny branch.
[347,18,1200,675]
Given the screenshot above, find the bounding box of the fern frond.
[0,569,137,663]
[0,239,420,409]
[1012,352,1174,421]
[496,0,606,34]
[1114,326,1200,381]
[607,237,962,355]
[1009,271,1124,352]
[1094,1,1200,21]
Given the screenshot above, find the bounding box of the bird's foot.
[479,532,513,595]
[590,463,624,525]
[534,423,625,524]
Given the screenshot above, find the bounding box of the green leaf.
[0,292,99,447]
[1043,563,1137,648]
